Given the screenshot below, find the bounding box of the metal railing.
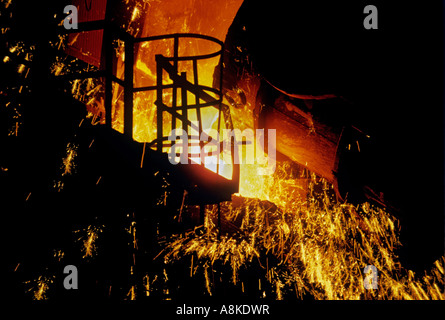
[55,21,239,186]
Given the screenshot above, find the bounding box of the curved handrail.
[134,33,224,46]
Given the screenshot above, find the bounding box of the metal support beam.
[124,34,134,139]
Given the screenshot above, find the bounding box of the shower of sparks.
[53,249,65,262]
[161,162,445,300]
[127,285,137,300]
[131,6,141,22]
[25,276,54,301]
[61,143,78,176]
[74,225,104,259]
